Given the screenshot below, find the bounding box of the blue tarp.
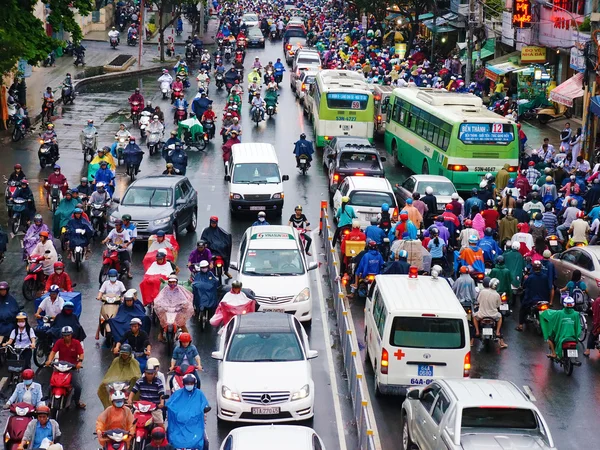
[35,291,82,323]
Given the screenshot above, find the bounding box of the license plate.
[549,240,557,247]
[500,304,509,311]
[252,406,280,415]
[300,158,307,163]
[249,206,266,211]
[417,365,433,377]
[263,308,284,313]
[567,349,578,358]
[342,125,350,131]
[475,166,495,172]
[482,328,494,336]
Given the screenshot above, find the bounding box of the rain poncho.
[452,274,477,303]
[87,153,116,180]
[52,198,78,236]
[23,223,52,258]
[166,387,209,449]
[488,263,513,300]
[153,284,194,328]
[265,90,278,106]
[140,256,176,307]
[97,356,141,408]
[192,270,220,311]
[107,299,151,342]
[210,290,255,328]
[200,225,232,262]
[540,307,581,351]
[123,143,144,166]
[0,294,20,337]
[503,248,525,288]
[66,216,94,249]
[49,310,86,342]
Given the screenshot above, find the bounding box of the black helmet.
[484,227,493,237]
[545,203,553,212]
[232,280,242,289]
[532,260,542,272]
[119,343,133,355]
[495,255,505,265]
[482,277,491,289]
[300,133,306,139]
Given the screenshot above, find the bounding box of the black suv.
[324,137,386,198]
[109,175,198,240]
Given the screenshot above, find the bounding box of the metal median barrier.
[319,202,382,450]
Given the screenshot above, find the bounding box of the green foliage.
[0,0,93,77]
[483,0,505,19]
[579,16,591,32]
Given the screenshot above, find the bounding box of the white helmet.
[479,180,487,189]
[425,186,433,195]
[489,278,500,290]
[111,391,126,402]
[451,193,459,200]
[511,241,521,251]
[351,219,360,229]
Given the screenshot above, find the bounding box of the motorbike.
[100,294,122,346]
[127,31,138,46]
[537,101,572,125]
[356,274,376,299]
[275,71,284,85]
[48,360,76,421]
[270,29,277,41]
[3,402,35,450]
[47,182,61,213]
[101,429,130,450]
[117,13,126,31]
[526,300,550,335]
[185,44,196,63]
[549,339,581,376]
[164,307,182,358]
[11,114,27,143]
[197,79,210,96]
[34,316,54,367]
[4,177,18,213]
[215,72,224,90]
[130,101,142,127]
[99,242,127,284]
[546,234,563,254]
[224,46,232,62]
[169,364,199,392]
[73,48,85,66]
[9,197,29,235]
[110,36,119,49]
[264,69,274,84]
[139,111,152,140]
[41,99,53,126]
[2,346,28,390]
[70,233,88,271]
[90,202,107,238]
[251,106,263,126]
[132,401,157,448]
[248,83,259,103]
[266,101,276,118]
[38,138,58,168]
[42,52,55,68]
[499,292,511,317]
[115,135,129,166]
[61,84,74,105]
[172,87,184,104]
[202,120,215,141]
[147,130,163,156]
[81,131,96,162]
[160,80,171,100]
[479,317,498,352]
[199,60,211,73]
[174,105,187,124]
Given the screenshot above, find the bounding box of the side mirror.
[112,197,120,204]
[307,349,318,359]
[229,262,238,271]
[224,175,231,181]
[380,156,387,162]
[326,153,334,159]
[282,175,289,181]
[407,389,420,400]
[211,351,223,360]
[176,198,186,205]
[307,261,318,271]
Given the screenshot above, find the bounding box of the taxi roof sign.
[251,232,294,240]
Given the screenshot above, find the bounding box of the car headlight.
[154,217,171,225]
[259,38,265,41]
[291,384,309,401]
[272,192,283,199]
[230,193,242,200]
[293,287,310,303]
[221,385,241,402]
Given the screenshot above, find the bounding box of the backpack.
[571,285,586,310]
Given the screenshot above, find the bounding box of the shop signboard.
[538,6,587,48]
[501,11,514,46]
[521,46,546,63]
[570,47,585,73]
[512,0,532,28]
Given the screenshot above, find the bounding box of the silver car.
[401,379,556,450]
[551,246,600,299]
[395,174,463,214]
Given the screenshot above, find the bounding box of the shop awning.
[458,39,496,61]
[418,13,434,20]
[484,51,524,81]
[423,17,457,33]
[549,73,584,107]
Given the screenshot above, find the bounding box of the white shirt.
[31,241,58,275]
[148,240,173,252]
[99,280,126,296]
[39,296,64,318]
[106,228,131,251]
[9,327,36,348]
[512,232,534,250]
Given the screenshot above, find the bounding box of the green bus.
[308,70,375,147]
[384,88,519,191]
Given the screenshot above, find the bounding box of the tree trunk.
[405,20,417,56]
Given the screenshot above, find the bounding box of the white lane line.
[523,385,537,402]
[312,230,348,450]
[0,377,8,392]
[210,185,216,191]
[207,204,211,211]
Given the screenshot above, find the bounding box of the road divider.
[319,204,381,450]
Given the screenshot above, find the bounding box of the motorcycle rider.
[146,249,178,276]
[196,67,210,91]
[44,262,72,293]
[383,249,411,274]
[201,216,233,279]
[187,240,212,268]
[293,133,315,168]
[108,26,120,45]
[333,196,357,246]
[162,130,182,160]
[172,93,189,123]
[8,164,26,183]
[568,210,589,247]
[41,124,60,161]
[31,231,58,276]
[458,235,485,274]
[224,66,241,87]
[250,91,265,120]
[191,90,212,119]
[5,368,43,408]
[127,23,137,42]
[123,136,144,175]
[211,280,254,328]
[158,67,173,88]
[542,295,581,359]
[166,142,188,175]
[147,114,165,138]
[114,318,151,372]
[11,179,35,226]
[102,219,133,279]
[200,105,217,139]
[42,87,55,115]
[36,285,65,322]
[80,119,98,153]
[45,326,85,409]
[89,182,111,217]
[45,164,68,205]
[148,230,175,253]
[0,282,19,342]
[170,333,202,386]
[517,260,551,332]
[66,208,94,257]
[289,205,312,255]
[2,312,35,368]
[473,277,508,348]
[96,391,135,448]
[128,87,145,110]
[128,364,165,425]
[274,57,285,79]
[143,100,154,115]
[18,405,61,450]
[252,211,270,226]
[354,241,384,290]
[170,75,184,104]
[154,275,194,338]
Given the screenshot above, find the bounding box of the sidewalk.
[521,116,583,152]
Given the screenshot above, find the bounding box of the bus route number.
[351,101,360,109]
[492,123,503,133]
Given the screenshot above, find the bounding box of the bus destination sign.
[458,123,514,143]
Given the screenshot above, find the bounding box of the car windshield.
[243,248,304,275]
[232,163,281,184]
[122,187,172,207]
[305,76,316,84]
[227,331,304,362]
[248,29,262,37]
[289,38,306,46]
[415,181,456,196]
[350,191,395,208]
[339,152,380,168]
[243,14,258,21]
[461,408,537,429]
[390,317,465,349]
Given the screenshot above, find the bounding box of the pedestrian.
[570,127,582,161]
[560,122,572,152]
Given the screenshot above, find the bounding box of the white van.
[364,273,470,396]
[231,225,318,325]
[226,143,289,216]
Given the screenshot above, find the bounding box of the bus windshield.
[327,93,369,110]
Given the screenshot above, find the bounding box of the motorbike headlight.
[272,192,283,199]
[221,385,241,402]
[154,216,171,225]
[230,193,242,200]
[291,384,309,401]
[293,287,310,303]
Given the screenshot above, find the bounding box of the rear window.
[415,181,456,196]
[461,408,537,429]
[349,191,395,208]
[390,317,465,349]
[340,152,379,166]
[297,57,320,66]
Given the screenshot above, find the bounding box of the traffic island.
[103,55,137,72]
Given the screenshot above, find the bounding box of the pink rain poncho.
[153,284,194,328]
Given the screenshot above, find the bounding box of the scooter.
[168,364,199,392]
[546,234,563,254]
[34,316,54,367]
[264,69,274,84]
[215,72,224,90]
[266,102,276,118]
[174,106,187,124]
[100,294,122,347]
[100,429,130,450]
[4,178,18,213]
[3,402,35,450]
[164,307,182,358]
[3,345,28,390]
[270,29,277,41]
[132,401,157,448]
[41,99,53,126]
[115,135,129,166]
[202,120,215,141]
[526,300,550,335]
[537,101,572,125]
[139,111,152,140]
[81,131,96,162]
[38,138,58,169]
[98,243,127,284]
[160,80,171,100]
[252,107,263,126]
[172,87,184,103]
[549,339,581,376]
[147,130,163,156]
[479,317,498,352]
[90,202,107,238]
[70,236,88,271]
[110,36,119,49]
[73,48,85,66]
[127,31,138,46]
[46,182,61,213]
[130,101,142,128]
[61,84,75,105]
[48,360,76,421]
[22,254,47,301]
[11,114,27,143]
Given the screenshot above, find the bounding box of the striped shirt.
[132,376,164,404]
[542,212,558,234]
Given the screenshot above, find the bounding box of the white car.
[213,312,318,423]
[395,174,464,214]
[220,425,327,450]
[333,176,397,228]
[294,70,318,103]
[231,225,318,324]
[242,13,259,28]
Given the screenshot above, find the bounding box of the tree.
[0,0,93,77]
[393,0,437,56]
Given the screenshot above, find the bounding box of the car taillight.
[449,165,468,172]
[464,352,471,377]
[381,348,388,374]
[301,83,306,91]
[377,115,382,122]
[333,174,339,182]
[354,172,365,176]
[392,209,398,221]
[507,166,519,172]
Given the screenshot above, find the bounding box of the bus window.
[381,97,389,114]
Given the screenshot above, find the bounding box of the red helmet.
[464,219,472,227]
[209,216,219,223]
[517,223,525,231]
[460,266,469,274]
[54,261,65,270]
[22,369,34,380]
[179,332,191,343]
[577,211,585,218]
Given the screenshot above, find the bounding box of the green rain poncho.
[489,263,513,302]
[540,307,581,352]
[503,249,525,289]
[52,197,79,236]
[97,355,141,408]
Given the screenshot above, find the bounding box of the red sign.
[394,349,406,360]
[492,123,503,133]
[513,0,532,28]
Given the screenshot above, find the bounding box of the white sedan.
[212,311,318,423]
[219,425,327,450]
[294,70,318,103]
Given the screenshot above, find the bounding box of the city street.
[0,36,594,450]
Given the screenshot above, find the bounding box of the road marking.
[207,204,211,211]
[210,185,215,192]
[0,377,8,392]
[312,230,347,450]
[523,385,537,402]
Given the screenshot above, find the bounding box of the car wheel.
[374,366,382,397]
[392,140,401,167]
[401,412,415,450]
[186,210,197,233]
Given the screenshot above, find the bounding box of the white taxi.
[230,225,318,325]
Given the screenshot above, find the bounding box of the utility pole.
[138,0,144,68]
[465,0,475,84]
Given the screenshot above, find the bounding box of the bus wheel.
[422,159,429,175]
[392,140,400,167]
